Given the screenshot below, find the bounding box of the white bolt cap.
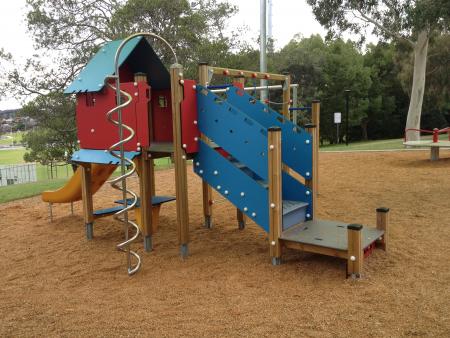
[269,145,274,150]
[271,241,276,246]
[240,192,245,197]
[137,147,141,151]
[137,142,141,146]
[251,212,256,217]
[306,172,310,176]
[179,72,183,77]
[179,79,185,85]
[217,185,221,190]
[306,191,311,195]
[134,92,138,96]
[306,140,310,144]
[243,207,248,212]
[270,203,275,208]
[182,155,186,160]
[224,190,229,195]
[134,82,138,86]
[199,170,203,174]
[195,162,200,166]
[213,170,218,175]
[194,137,198,141]
[90,128,95,133]
[306,213,311,218]
[350,256,356,262]
[192,85,196,89]
[77,140,80,144]
[194,120,198,125]
[182,144,187,148]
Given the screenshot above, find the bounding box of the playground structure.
[42,33,389,277]
[404,127,450,161]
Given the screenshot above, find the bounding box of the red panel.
[181,79,200,153]
[76,81,150,151]
[151,89,173,142]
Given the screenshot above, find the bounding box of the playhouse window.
[158,96,167,108]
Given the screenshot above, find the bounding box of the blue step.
[283,200,309,230]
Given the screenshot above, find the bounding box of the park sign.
[334,112,342,124]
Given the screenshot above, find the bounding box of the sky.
[0,0,374,110]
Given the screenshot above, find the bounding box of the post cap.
[347,224,363,231]
[268,126,281,132]
[304,123,316,129]
[312,99,320,103]
[376,207,390,213]
[198,62,209,66]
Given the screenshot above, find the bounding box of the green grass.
[0,131,23,146]
[320,138,406,151]
[0,148,26,164]
[0,178,68,203]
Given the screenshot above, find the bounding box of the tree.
[306,0,450,140]
[20,92,77,166]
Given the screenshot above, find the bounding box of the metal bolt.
[199,170,203,174]
[306,140,310,144]
[350,256,356,262]
[251,212,256,217]
[306,213,311,218]
[179,79,185,85]
[306,172,310,177]
[179,72,183,77]
[195,162,200,166]
[137,147,141,151]
[224,190,229,195]
[90,128,95,133]
[194,137,198,141]
[271,241,276,246]
[194,120,198,125]
[182,144,187,149]
[240,192,245,197]
[77,140,80,144]
[192,85,196,89]
[104,149,108,153]
[134,82,138,87]
[134,92,138,96]
[270,203,275,208]
[243,207,248,212]
[182,155,186,160]
[306,191,311,195]
[216,185,221,190]
[269,145,274,150]
[213,170,218,175]
[137,142,141,146]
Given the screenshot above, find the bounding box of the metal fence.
[0,163,37,187]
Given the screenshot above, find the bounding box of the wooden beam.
[282,74,291,118]
[199,62,214,228]
[376,207,390,251]
[268,127,283,265]
[170,63,190,257]
[312,100,320,195]
[347,224,363,278]
[282,240,348,259]
[80,163,94,240]
[210,66,288,82]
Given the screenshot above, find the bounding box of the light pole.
[345,89,351,146]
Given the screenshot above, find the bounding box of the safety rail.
[404,127,450,143]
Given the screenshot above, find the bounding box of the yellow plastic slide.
[42,164,117,203]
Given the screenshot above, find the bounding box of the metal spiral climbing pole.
[105,32,178,275]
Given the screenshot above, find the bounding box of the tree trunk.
[405,30,429,141]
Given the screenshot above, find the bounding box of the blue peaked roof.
[64,36,171,94]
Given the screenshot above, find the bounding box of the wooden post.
[80,163,94,240]
[282,74,291,118]
[170,64,190,257]
[311,100,320,195]
[305,123,317,220]
[347,224,363,278]
[376,207,390,251]
[137,151,154,252]
[134,72,156,197]
[199,62,214,228]
[268,127,283,265]
[234,75,247,230]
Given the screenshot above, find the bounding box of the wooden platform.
[280,219,384,259]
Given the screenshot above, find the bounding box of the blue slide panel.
[196,86,269,181]
[226,87,313,179]
[282,172,313,221]
[194,140,269,232]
